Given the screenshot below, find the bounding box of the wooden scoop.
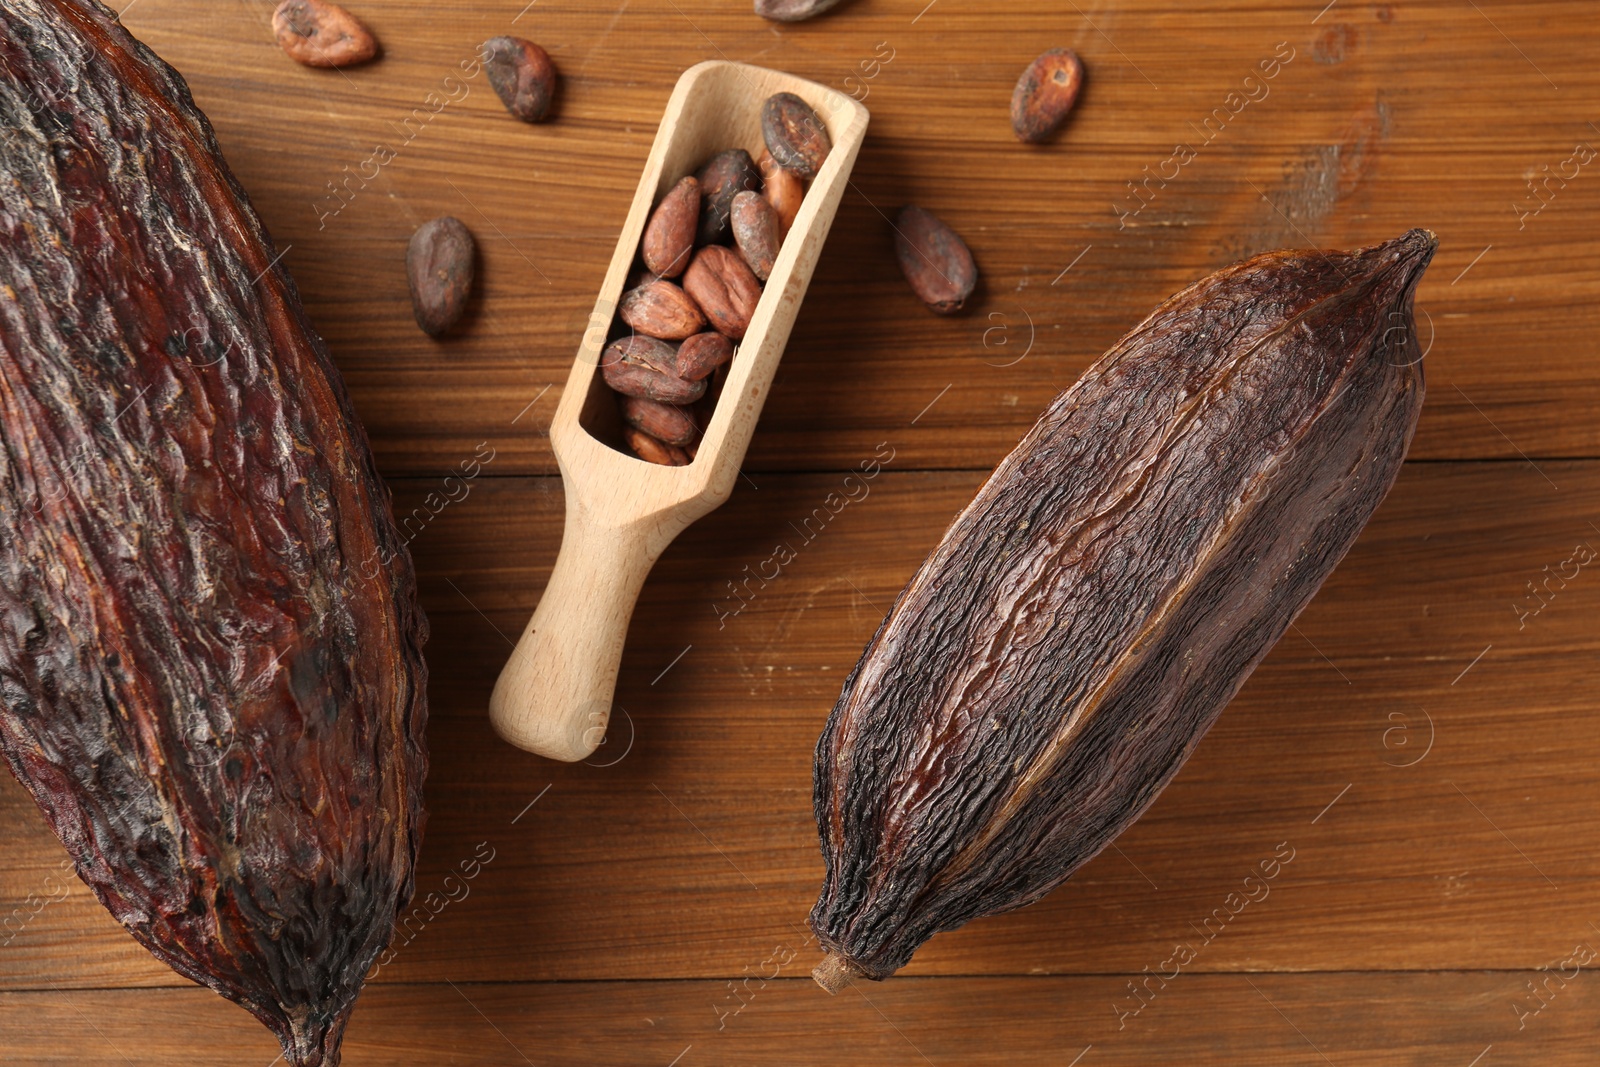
[490,61,870,761]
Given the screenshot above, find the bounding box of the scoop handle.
[490,509,653,762]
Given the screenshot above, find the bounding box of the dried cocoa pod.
[695,148,761,246]
[642,175,700,278]
[1010,48,1084,143]
[601,337,707,404]
[618,395,699,447]
[731,190,782,280]
[624,426,691,466]
[271,0,377,68]
[758,150,804,238]
[894,204,977,314]
[762,91,831,179]
[406,216,476,336]
[0,4,428,1065]
[620,277,706,339]
[754,0,854,20]
[482,35,557,123]
[675,331,735,381]
[811,231,1436,990]
[683,245,762,340]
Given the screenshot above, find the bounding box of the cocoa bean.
[683,245,763,340]
[1011,48,1084,144]
[731,190,782,281]
[758,151,805,238]
[624,427,692,466]
[642,176,700,278]
[271,0,377,68]
[619,395,699,446]
[762,92,831,179]
[406,216,476,336]
[482,35,558,123]
[620,278,705,339]
[695,149,761,246]
[894,205,977,314]
[754,0,855,20]
[601,337,706,404]
[675,331,736,381]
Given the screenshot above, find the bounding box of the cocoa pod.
[683,245,762,340]
[642,175,700,278]
[620,277,706,339]
[406,216,476,336]
[674,331,736,381]
[0,4,428,1065]
[601,337,707,404]
[731,190,782,280]
[810,231,1436,990]
[624,426,691,466]
[695,148,761,246]
[894,204,977,314]
[762,91,831,179]
[271,0,377,68]
[1010,48,1084,143]
[482,35,557,123]
[758,150,804,238]
[619,395,699,446]
[754,0,854,20]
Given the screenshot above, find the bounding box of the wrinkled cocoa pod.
[754,0,854,20]
[695,148,761,246]
[620,277,706,339]
[758,151,805,238]
[762,91,831,179]
[619,395,699,446]
[1010,48,1084,143]
[811,231,1435,990]
[624,426,691,466]
[642,175,700,278]
[0,4,429,1065]
[894,204,977,314]
[601,337,706,404]
[674,331,736,381]
[272,0,377,68]
[406,216,476,336]
[731,190,782,280]
[482,35,557,123]
[683,245,762,340]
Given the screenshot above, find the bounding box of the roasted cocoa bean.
[695,148,761,246]
[620,277,706,339]
[482,35,557,123]
[1011,48,1085,143]
[894,204,977,314]
[731,190,782,280]
[674,331,736,381]
[601,337,706,404]
[683,245,763,340]
[809,230,1436,989]
[619,395,699,446]
[624,426,691,466]
[271,0,377,68]
[643,175,700,278]
[762,91,831,179]
[406,216,476,336]
[754,0,854,20]
[758,150,805,238]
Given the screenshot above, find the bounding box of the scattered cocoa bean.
[754,0,855,20]
[731,190,782,281]
[683,245,763,340]
[675,331,736,381]
[619,395,700,446]
[762,92,831,179]
[642,176,700,278]
[406,216,476,336]
[893,205,977,314]
[758,151,805,238]
[482,36,558,122]
[272,0,377,68]
[1010,48,1084,143]
[620,278,705,339]
[601,337,706,404]
[695,149,761,246]
[624,426,691,465]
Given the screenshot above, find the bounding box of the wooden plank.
[0,973,1592,1065]
[102,0,1600,476]
[5,462,1597,987]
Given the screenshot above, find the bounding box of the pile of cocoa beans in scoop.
[601,93,830,465]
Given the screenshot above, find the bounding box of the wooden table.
[4,1,1598,1063]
